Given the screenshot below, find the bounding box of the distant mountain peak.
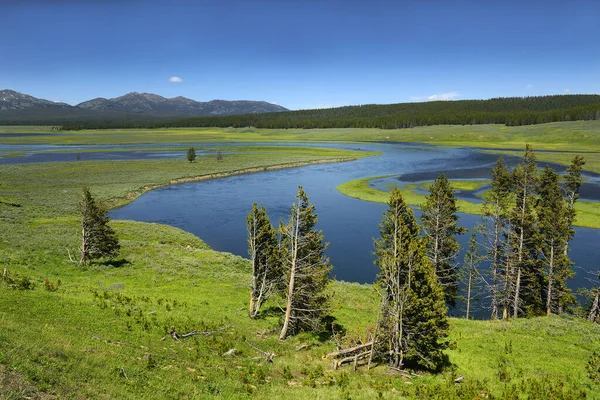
[0,89,287,120]
[75,91,287,116]
[0,89,70,110]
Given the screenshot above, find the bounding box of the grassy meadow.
[337,175,600,229]
[2,121,600,151]
[1,123,600,398]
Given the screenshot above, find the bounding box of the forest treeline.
[56,95,600,130]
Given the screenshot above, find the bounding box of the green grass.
[1,121,600,150]
[3,121,599,176]
[0,125,56,133]
[337,175,600,229]
[404,179,490,191]
[338,176,483,215]
[485,148,600,175]
[2,220,599,398]
[1,128,600,398]
[0,148,372,214]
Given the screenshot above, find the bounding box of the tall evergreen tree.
[247,203,279,318]
[563,156,585,253]
[186,147,196,163]
[509,144,540,317]
[371,188,448,370]
[536,167,574,315]
[420,173,465,306]
[480,157,513,319]
[78,186,120,266]
[462,231,482,320]
[279,186,331,340]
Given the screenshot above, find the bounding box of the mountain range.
[0,90,287,123]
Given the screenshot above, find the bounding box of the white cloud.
[169,76,183,83]
[525,84,534,89]
[269,101,278,105]
[410,92,459,102]
[564,88,572,93]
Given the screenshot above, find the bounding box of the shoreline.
[104,156,357,211]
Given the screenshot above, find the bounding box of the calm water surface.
[110,142,600,314]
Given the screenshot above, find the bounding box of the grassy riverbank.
[337,176,600,229]
[4,121,599,175]
[2,121,600,150]
[1,127,600,398]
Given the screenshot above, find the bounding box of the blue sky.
[1,0,599,109]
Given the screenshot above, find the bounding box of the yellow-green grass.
[2,218,599,399]
[405,179,490,192]
[1,121,600,151]
[337,176,600,229]
[3,220,599,398]
[1,144,600,398]
[0,125,56,133]
[0,148,373,215]
[485,148,600,175]
[338,176,483,214]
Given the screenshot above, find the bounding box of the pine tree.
[563,156,585,253]
[371,188,448,370]
[187,147,196,163]
[279,186,331,340]
[420,173,465,306]
[536,166,574,315]
[509,144,540,317]
[247,203,279,318]
[462,231,482,320]
[480,157,513,319]
[78,186,120,265]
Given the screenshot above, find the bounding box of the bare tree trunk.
[249,217,258,317]
[513,169,528,319]
[279,205,300,341]
[546,244,554,315]
[588,291,599,323]
[491,222,499,320]
[367,299,383,369]
[433,212,440,274]
[466,251,473,320]
[503,257,510,320]
[513,267,521,318]
[80,224,87,265]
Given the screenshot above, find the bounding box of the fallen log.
[325,341,374,359]
[333,351,371,370]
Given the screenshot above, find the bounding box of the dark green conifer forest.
[51,95,600,130]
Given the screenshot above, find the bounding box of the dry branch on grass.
[324,342,374,359]
[168,326,228,340]
[324,341,375,370]
[245,339,275,363]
